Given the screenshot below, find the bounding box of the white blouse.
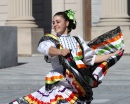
[37,34,96,71]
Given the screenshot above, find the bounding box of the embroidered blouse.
[37,34,96,71]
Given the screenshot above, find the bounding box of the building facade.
[0,0,129,55]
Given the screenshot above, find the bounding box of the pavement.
[0,55,130,104]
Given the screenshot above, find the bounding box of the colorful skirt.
[8,26,124,104]
[8,70,90,104]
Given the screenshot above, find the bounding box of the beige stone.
[0,0,8,25]
[0,6,8,13]
[97,0,130,26]
[0,0,7,5]
[18,28,44,56]
[6,0,37,27]
[5,0,40,56]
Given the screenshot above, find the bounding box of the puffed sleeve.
[37,40,56,56]
[78,36,96,66]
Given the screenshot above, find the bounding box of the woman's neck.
[57,33,70,37]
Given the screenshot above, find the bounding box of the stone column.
[5,0,37,27]
[97,0,130,26]
[92,0,130,54]
[5,0,44,56]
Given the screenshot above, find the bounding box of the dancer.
[8,9,124,104]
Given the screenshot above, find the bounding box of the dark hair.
[54,10,77,33]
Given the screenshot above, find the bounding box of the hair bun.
[69,20,76,29]
[65,9,77,32]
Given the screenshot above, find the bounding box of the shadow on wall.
[32,0,52,34]
[128,0,130,16]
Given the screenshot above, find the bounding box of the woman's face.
[52,15,69,35]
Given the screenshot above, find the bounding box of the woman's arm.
[77,36,124,65]
[49,46,70,57]
[38,40,70,57]
[94,49,123,63]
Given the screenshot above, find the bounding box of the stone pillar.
[92,0,130,54]
[97,0,130,26]
[5,0,44,56]
[5,0,37,27]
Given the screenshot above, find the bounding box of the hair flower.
[66,9,75,20]
[65,9,76,25]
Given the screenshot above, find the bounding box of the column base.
[5,20,38,27]
[97,22,130,26]
[96,18,130,26]
[18,27,44,56]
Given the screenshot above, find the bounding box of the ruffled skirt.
[8,70,90,104]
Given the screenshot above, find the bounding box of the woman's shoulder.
[44,33,57,38]
[38,33,58,45]
[72,35,84,43]
[40,33,58,41]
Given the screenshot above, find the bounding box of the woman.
[8,10,124,104]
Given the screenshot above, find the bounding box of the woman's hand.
[59,48,70,56]
[49,47,70,57]
[111,49,124,56]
